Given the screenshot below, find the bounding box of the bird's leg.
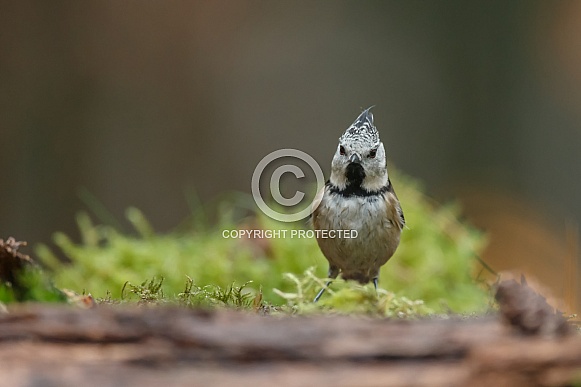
[313,266,339,302]
[313,282,331,303]
[372,277,378,290]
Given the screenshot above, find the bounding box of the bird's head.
[330,107,388,192]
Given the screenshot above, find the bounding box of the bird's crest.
[340,106,380,147]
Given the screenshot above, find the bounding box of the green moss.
[0,267,66,303]
[273,267,433,316]
[35,169,491,314]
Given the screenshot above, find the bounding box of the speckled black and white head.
[329,107,388,193]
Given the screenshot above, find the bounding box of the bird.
[311,107,405,302]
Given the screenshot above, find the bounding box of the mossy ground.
[1,170,494,316]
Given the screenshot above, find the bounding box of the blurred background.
[1,1,579,311]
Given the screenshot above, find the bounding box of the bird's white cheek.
[329,170,348,189]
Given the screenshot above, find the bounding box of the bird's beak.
[348,153,361,164]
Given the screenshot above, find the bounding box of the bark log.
[0,305,579,387]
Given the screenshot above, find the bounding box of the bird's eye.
[339,145,346,156]
[368,149,377,158]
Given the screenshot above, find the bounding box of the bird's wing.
[386,179,405,230]
[309,183,328,228]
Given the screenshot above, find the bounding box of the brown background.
[1,1,580,310]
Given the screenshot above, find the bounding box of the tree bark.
[0,305,579,387]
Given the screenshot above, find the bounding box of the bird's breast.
[312,189,401,281]
[317,192,389,230]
